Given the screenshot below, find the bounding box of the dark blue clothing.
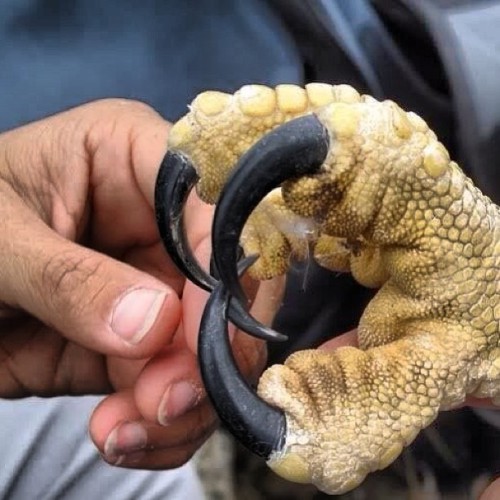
[0,0,302,130]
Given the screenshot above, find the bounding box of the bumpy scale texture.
[168,84,500,494]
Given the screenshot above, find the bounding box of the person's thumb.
[1,199,181,358]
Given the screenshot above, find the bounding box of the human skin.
[0,99,271,469]
[481,478,500,499]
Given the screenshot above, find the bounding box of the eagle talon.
[212,114,330,318]
[155,151,287,342]
[210,245,245,280]
[198,256,287,459]
[155,151,208,288]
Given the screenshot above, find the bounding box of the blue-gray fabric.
[0,0,302,130]
[0,1,302,499]
[0,397,204,500]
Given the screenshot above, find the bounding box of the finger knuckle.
[41,250,106,313]
[89,98,156,118]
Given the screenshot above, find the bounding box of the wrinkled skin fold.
[156,83,500,495]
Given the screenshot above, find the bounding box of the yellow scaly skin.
[168,84,500,494]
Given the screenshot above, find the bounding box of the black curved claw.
[212,114,330,306]
[155,151,287,342]
[155,151,213,291]
[199,267,286,458]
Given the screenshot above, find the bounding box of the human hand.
[0,99,272,468]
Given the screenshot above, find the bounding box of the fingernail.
[112,288,167,344]
[104,421,147,461]
[158,381,200,425]
[110,450,147,467]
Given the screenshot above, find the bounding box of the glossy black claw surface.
[199,275,286,458]
[212,114,330,319]
[155,151,287,342]
[155,150,214,291]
